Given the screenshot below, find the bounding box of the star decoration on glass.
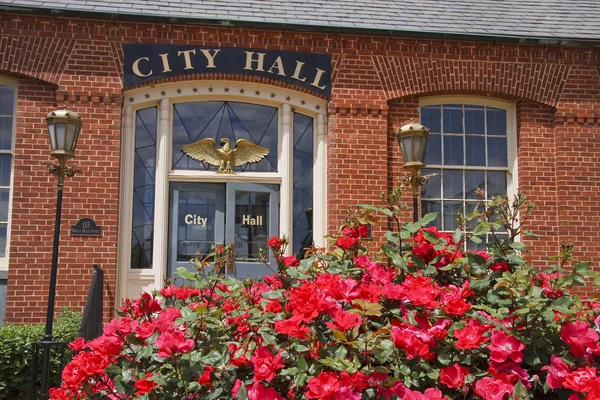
[160,91,166,96]
[128,97,135,103]
[176,88,182,94]
[255,90,261,96]
[144,93,150,99]
[270,93,276,98]
[301,100,306,105]
[208,87,214,92]
[192,87,198,93]
[315,105,321,110]
[224,87,230,93]
[239,88,245,94]
[285,96,291,101]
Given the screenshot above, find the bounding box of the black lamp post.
[396,121,430,223]
[40,108,82,398]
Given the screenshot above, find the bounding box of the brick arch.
[372,56,570,108]
[0,35,75,85]
[124,72,330,100]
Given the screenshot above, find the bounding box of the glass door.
[168,182,279,281]
[168,183,225,281]
[226,182,279,278]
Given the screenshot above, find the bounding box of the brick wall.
[0,13,598,322]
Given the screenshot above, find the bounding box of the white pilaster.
[118,105,134,303]
[153,98,171,289]
[313,113,328,247]
[280,103,294,254]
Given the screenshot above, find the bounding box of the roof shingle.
[1,0,599,41]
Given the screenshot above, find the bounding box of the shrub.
[0,308,80,399]
[51,191,600,399]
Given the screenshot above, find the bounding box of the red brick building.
[0,0,598,324]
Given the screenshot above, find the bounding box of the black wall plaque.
[70,218,102,237]
[123,44,332,97]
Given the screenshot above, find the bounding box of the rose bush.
[50,190,600,399]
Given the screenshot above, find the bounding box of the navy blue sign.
[123,44,332,97]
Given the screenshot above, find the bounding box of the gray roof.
[1,0,600,41]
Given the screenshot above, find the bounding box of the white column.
[117,105,134,303]
[280,103,294,254]
[153,98,171,289]
[313,113,328,247]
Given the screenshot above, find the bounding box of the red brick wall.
[0,13,598,322]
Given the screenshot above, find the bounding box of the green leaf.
[297,356,308,372]
[419,212,438,226]
[470,275,491,292]
[334,346,348,361]
[205,388,224,400]
[261,290,283,299]
[473,222,490,236]
[422,230,439,244]
[467,253,489,275]
[512,381,529,399]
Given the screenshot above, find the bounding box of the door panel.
[168,181,279,282]
[168,182,225,281]
[226,182,279,278]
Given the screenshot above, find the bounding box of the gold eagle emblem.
[181,138,269,174]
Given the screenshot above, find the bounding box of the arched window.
[119,82,327,298]
[419,97,518,249]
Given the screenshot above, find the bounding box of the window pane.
[0,224,6,258]
[172,102,278,172]
[443,105,463,134]
[487,171,507,198]
[443,170,463,199]
[0,87,14,116]
[0,155,11,187]
[0,189,8,222]
[443,135,463,165]
[465,170,485,199]
[443,201,463,231]
[465,135,485,166]
[421,200,441,228]
[425,133,441,165]
[488,137,508,167]
[131,107,157,269]
[421,168,441,199]
[465,106,485,134]
[421,106,441,133]
[293,113,314,258]
[487,107,507,136]
[0,117,12,150]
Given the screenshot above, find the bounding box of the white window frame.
[118,81,328,302]
[0,77,17,271]
[418,96,518,243]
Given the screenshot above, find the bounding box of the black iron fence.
[29,265,104,400]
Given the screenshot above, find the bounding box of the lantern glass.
[46,109,82,160]
[55,122,66,152]
[397,122,430,169]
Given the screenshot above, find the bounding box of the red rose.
[250,347,284,383]
[336,236,358,250]
[198,366,214,387]
[267,237,283,250]
[443,298,471,316]
[453,319,490,350]
[325,310,363,331]
[440,364,470,389]
[305,372,340,400]
[544,355,572,389]
[283,255,300,267]
[474,377,511,400]
[274,315,311,340]
[560,321,599,358]
[134,374,158,395]
[563,367,596,393]
[487,330,525,363]
[357,224,369,238]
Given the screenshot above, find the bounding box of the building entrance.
[168,181,279,282]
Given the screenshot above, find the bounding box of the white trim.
[0,76,18,271]
[119,81,327,301]
[280,104,293,253]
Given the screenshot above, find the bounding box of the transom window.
[419,98,517,249]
